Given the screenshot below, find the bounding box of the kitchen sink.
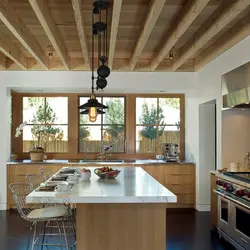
[80,159,124,163]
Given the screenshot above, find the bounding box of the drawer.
[167,165,194,175]
[166,184,194,195]
[165,174,193,185]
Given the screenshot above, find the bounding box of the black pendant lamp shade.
[78,94,108,110]
[80,109,105,115]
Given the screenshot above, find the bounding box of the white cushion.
[27,206,68,219]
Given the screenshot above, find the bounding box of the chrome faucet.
[83,147,88,160]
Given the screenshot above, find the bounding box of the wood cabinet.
[142,164,195,208]
[210,172,218,228]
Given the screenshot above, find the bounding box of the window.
[79,97,125,153]
[136,97,181,154]
[23,97,68,152]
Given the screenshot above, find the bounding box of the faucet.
[83,147,88,160]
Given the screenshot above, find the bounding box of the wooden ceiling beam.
[0,34,27,70]
[29,0,69,69]
[130,0,166,70]
[150,0,210,71]
[71,0,89,68]
[195,15,250,70]
[0,1,48,69]
[172,0,250,71]
[108,0,123,69]
[0,52,6,69]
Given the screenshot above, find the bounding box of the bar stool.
[9,183,74,250]
[40,168,53,182]
[26,174,42,191]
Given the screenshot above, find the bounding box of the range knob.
[225,184,233,192]
[236,189,245,197]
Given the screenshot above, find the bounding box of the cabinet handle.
[241,238,248,243]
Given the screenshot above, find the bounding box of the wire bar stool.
[9,183,75,250]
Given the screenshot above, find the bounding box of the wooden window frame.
[22,96,68,153]
[11,92,185,160]
[78,96,126,153]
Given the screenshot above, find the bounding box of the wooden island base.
[76,203,166,250]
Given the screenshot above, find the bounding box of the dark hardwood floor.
[0,209,235,250]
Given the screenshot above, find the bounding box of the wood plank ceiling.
[0,0,249,72]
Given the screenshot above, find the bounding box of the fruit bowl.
[94,167,120,179]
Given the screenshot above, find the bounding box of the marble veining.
[26,167,177,204]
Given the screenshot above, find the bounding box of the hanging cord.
[106,7,108,59]
[98,8,101,67]
[92,9,95,93]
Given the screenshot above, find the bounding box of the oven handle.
[213,189,250,210]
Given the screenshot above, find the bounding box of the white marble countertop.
[26,167,177,204]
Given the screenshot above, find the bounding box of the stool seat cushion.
[27,206,68,219]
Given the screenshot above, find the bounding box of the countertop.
[7,159,194,165]
[26,167,177,204]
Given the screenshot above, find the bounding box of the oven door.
[216,192,232,236]
[231,202,250,250]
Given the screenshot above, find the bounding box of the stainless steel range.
[214,172,250,250]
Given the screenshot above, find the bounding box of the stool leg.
[31,222,37,250]
[41,221,46,250]
[26,223,33,250]
[62,220,69,250]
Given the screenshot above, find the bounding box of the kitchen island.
[26,167,177,250]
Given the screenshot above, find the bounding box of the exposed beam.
[0,52,6,69]
[130,0,166,70]
[0,34,27,70]
[71,0,89,68]
[108,0,123,69]
[172,0,250,71]
[195,14,250,70]
[150,0,210,71]
[29,0,69,69]
[0,1,48,69]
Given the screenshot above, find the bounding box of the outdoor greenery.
[139,102,165,151]
[28,98,63,150]
[79,115,90,140]
[164,98,180,109]
[104,98,124,139]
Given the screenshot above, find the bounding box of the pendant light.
[78,0,111,122]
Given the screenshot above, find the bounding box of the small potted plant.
[15,122,45,161]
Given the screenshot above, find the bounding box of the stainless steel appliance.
[162,143,179,162]
[214,174,250,250]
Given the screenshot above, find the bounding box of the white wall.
[222,109,250,169]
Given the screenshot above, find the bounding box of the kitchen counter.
[7,159,194,165]
[26,167,176,250]
[26,167,177,204]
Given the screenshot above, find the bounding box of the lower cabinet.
[142,164,195,208]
